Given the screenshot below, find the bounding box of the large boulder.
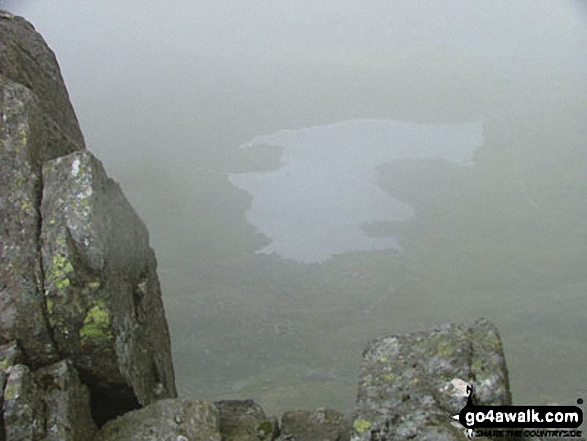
[93,399,222,441]
[2,359,96,441]
[277,408,352,441]
[41,150,177,423]
[0,10,177,428]
[215,399,279,441]
[0,341,24,439]
[352,318,510,440]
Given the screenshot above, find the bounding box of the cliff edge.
[0,11,176,439]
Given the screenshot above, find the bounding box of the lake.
[4,0,586,415]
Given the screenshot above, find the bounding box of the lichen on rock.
[79,300,114,346]
[352,318,511,440]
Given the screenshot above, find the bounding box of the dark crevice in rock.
[88,383,140,428]
[35,166,60,363]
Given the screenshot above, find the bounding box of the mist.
[3,0,586,413]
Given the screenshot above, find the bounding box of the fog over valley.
[4,0,586,414]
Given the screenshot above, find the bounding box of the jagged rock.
[35,359,96,441]
[0,342,23,439]
[215,399,279,441]
[1,12,176,428]
[352,318,510,441]
[93,399,222,441]
[277,408,352,441]
[0,77,61,369]
[3,364,45,440]
[40,150,176,423]
[2,359,95,441]
[1,9,84,369]
[0,11,85,151]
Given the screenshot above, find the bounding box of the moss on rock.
[79,300,113,345]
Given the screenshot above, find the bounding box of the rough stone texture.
[2,359,95,441]
[0,77,61,369]
[93,398,222,441]
[1,9,84,368]
[3,364,45,441]
[277,408,352,441]
[215,399,279,441]
[0,11,85,152]
[0,342,23,440]
[35,359,96,441]
[352,318,510,441]
[1,11,177,431]
[40,150,177,422]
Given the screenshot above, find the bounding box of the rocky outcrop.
[0,11,84,153]
[93,399,222,441]
[3,358,96,441]
[277,408,352,441]
[41,150,177,422]
[0,10,176,437]
[215,400,278,441]
[85,318,513,441]
[351,318,510,441]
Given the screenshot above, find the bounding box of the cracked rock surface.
[351,318,510,441]
[1,10,177,436]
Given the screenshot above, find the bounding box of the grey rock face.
[40,150,177,421]
[0,77,60,368]
[0,12,85,151]
[352,318,511,441]
[0,9,85,370]
[2,360,96,441]
[277,408,352,441]
[35,360,97,441]
[93,399,222,441]
[0,342,23,439]
[1,10,177,431]
[215,399,279,441]
[3,364,45,441]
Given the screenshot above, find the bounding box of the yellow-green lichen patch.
[471,357,484,372]
[353,418,372,434]
[18,126,27,145]
[55,235,66,247]
[20,200,33,212]
[3,381,18,400]
[13,173,25,187]
[45,297,57,327]
[0,357,10,370]
[87,281,101,290]
[49,253,74,291]
[383,373,396,383]
[435,339,456,358]
[79,300,113,345]
[257,421,273,435]
[43,163,53,176]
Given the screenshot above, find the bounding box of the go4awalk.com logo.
[451,382,583,439]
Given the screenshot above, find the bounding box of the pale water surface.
[230,119,483,262]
